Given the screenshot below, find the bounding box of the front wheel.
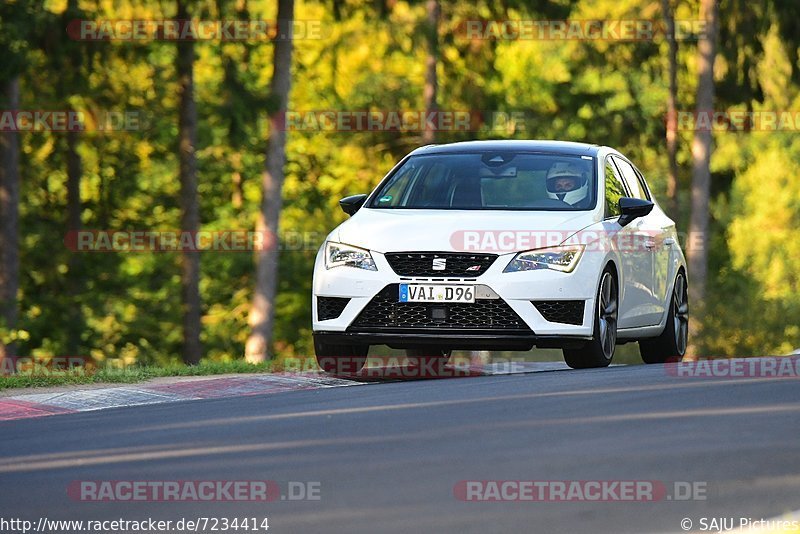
[639,271,689,364]
[314,338,368,375]
[563,269,618,369]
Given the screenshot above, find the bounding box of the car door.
[611,155,663,325]
[603,157,650,329]
[633,164,675,311]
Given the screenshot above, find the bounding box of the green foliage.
[0,359,274,390]
[698,23,800,356]
[3,0,799,364]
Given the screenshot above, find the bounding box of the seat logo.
[432,258,447,271]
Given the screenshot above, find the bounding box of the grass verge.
[0,360,276,391]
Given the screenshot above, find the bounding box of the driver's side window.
[604,159,626,218]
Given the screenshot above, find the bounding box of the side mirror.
[339,194,368,216]
[617,197,654,227]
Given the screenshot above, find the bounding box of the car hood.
[333,208,599,254]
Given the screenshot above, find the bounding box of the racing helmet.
[545,161,589,205]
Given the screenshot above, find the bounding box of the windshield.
[367,152,597,210]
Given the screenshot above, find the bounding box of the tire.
[314,338,368,375]
[639,270,689,364]
[563,268,618,369]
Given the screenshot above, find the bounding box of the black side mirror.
[617,197,654,227]
[339,194,368,216]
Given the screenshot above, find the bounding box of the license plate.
[399,284,475,303]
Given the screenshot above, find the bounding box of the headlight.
[503,245,585,273]
[324,241,377,271]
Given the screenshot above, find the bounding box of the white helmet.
[546,161,589,205]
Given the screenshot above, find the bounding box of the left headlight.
[503,245,585,273]
[324,241,378,271]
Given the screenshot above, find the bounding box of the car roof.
[411,140,602,157]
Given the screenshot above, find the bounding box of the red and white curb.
[0,374,362,421]
[0,361,572,422]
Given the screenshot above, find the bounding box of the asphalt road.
[1,361,799,534]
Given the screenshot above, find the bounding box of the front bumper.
[313,249,605,345]
[313,330,591,351]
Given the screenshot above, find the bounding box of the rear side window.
[612,156,649,200]
[632,167,652,200]
[604,159,627,218]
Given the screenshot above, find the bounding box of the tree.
[60,0,88,356]
[421,0,439,145]
[177,0,202,364]
[0,0,795,366]
[686,0,719,356]
[0,0,34,371]
[0,77,20,370]
[245,0,295,362]
[661,0,679,220]
[217,0,255,209]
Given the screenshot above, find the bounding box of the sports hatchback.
[312,140,688,373]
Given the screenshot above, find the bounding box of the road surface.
[1,360,798,533]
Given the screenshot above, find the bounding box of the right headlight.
[324,241,378,271]
[503,245,585,273]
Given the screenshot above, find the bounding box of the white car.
[312,140,688,373]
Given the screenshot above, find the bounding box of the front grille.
[532,300,585,325]
[318,297,350,321]
[384,252,497,277]
[351,284,531,331]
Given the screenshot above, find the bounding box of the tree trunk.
[245,0,295,362]
[177,0,202,364]
[661,0,679,220]
[66,127,84,356]
[686,0,718,357]
[421,0,439,145]
[62,0,86,358]
[0,77,20,371]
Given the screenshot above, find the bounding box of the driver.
[545,162,589,206]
